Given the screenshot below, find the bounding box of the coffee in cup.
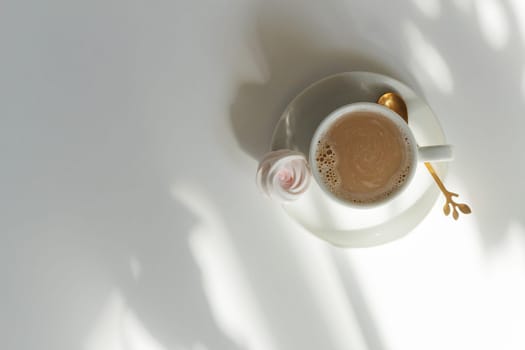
[314,110,413,205]
[310,102,452,208]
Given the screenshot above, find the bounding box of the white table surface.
[2,0,525,349]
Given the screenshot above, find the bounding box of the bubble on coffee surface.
[315,112,413,205]
[316,141,341,194]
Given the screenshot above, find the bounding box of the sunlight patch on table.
[508,0,525,43]
[171,183,276,350]
[403,22,454,94]
[475,0,509,50]
[283,225,368,350]
[84,289,171,350]
[341,216,487,350]
[129,256,143,281]
[411,0,441,19]
[480,221,525,349]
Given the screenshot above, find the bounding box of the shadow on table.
[2,185,242,350]
[229,4,419,162]
[330,250,387,350]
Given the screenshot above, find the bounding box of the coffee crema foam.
[315,111,413,205]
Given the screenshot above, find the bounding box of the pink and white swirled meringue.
[256,149,311,202]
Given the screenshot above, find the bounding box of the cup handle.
[417,145,454,162]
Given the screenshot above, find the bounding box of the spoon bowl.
[377,92,408,123]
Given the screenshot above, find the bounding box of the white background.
[2,0,525,349]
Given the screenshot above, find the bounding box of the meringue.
[256,150,311,202]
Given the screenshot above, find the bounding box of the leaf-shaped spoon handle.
[425,162,471,220]
[377,92,471,220]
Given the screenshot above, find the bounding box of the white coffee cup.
[309,102,453,208]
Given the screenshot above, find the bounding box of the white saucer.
[271,72,448,247]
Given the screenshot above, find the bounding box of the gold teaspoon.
[377,92,471,219]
